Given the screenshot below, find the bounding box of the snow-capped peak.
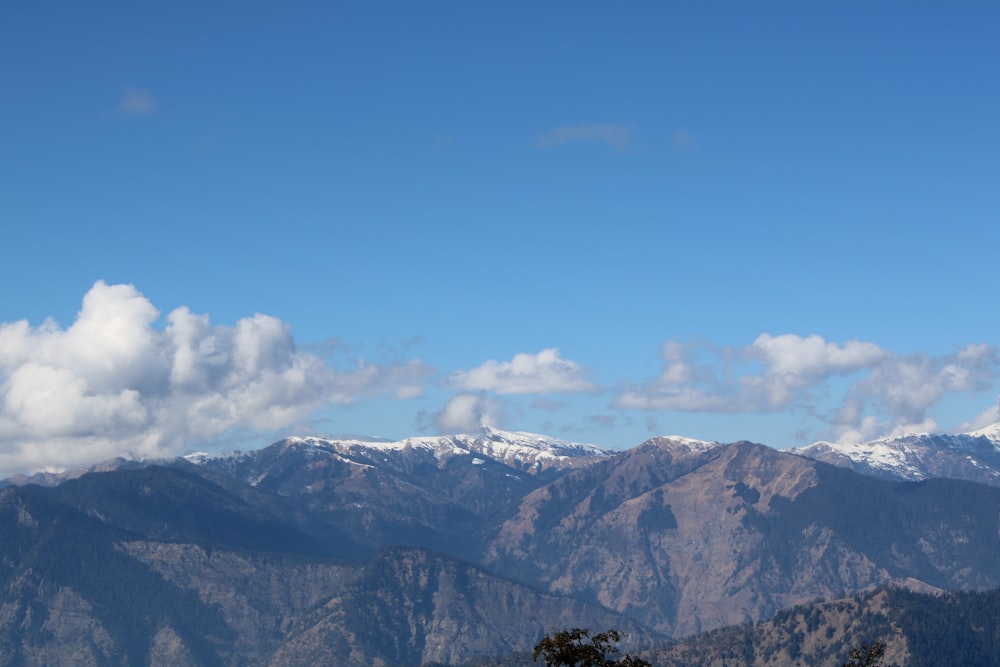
[459,426,610,469]
[792,423,1000,485]
[641,434,721,454]
[967,422,1000,445]
[660,435,720,451]
[470,426,608,454]
[389,427,610,471]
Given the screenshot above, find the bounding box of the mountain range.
[792,423,1000,486]
[2,425,1000,665]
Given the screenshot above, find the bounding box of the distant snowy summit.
[188,426,611,478]
[641,434,722,453]
[971,422,1000,443]
[437,426,611,471]
[0,428,610,489]
[792,423,1000,486]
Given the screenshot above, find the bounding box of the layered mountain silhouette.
[2,426,999,665]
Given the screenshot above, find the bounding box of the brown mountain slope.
[1,469,655,667]
[479,439,1000,636]
[268,547,651,667]
[4,433,1000,664]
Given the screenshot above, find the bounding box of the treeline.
[887,587,1000,667]
[436,586,1000,667]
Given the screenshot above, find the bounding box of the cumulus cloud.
[120,88,157,115]
[0,281,431,476]
[433,393,505,433]
[614,334,999,443]
[536,123,633,151]
[747,334,888,410]
[450,348,597,395]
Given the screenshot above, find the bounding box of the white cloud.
[120,88,157,115]
[747,334,889,410]
[0,281,431,476]
[613,334,999,442]
[616,334,956,414]
[450,348,597,395]
[433,393,504,433]
[750,334,887,379]
[851,343,998,424]
[959,398,1000,432]
[614,340,732,411]
[658,340,699,385]
[536,123,633,151]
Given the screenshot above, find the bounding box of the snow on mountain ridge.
[792,422,1000,484]
[652,435,721,452]
[968,422,1000,445]
[183,448,253,465]
[182,428,726,473]
[383,426,611,471]
[187,427,611,475]
[795,440,927,479]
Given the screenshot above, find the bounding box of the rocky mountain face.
[2,426,1000,665]
[792,424,1000,486]
[0,464,643,667]
[478,437,1000,636]
[185,428,608,556]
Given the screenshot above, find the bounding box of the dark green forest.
[441,587,1000,667]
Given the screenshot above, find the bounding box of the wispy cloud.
[671,129,699,150]
[839,342,998,441]
[450,348,598,395]
[0,281,430,476]
[120,87,158,115]
[614,334,999,443]
[531,397,568,411]
[586,414,617,429]
[960,398,1000,432]
[536,123,633,151]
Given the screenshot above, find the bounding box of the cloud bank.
[615,334,999,443]
[4,284,996,474]
[0,281,429,476]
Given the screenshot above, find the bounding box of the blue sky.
[2,2,999,475]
